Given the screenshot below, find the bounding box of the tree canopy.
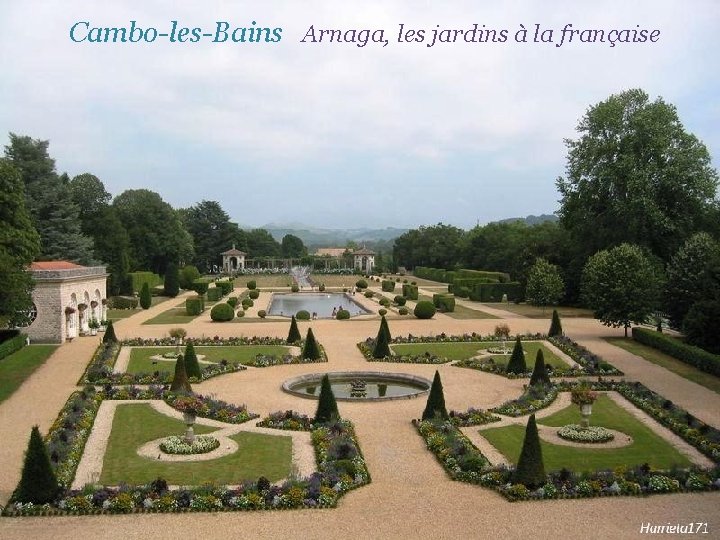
[182,200,246,273]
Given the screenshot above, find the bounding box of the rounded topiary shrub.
[236,310,245,318]
[242,298,254,307]
[379,298,390,307]
[248,289,260,300]
[227,297,238,308]
[336,309,350,320]
[394,295,406,306]
[291,284,300,292]
[257,310,266,318]
[398,306,409,315]
[210,303,235,322]
[378,308,387,316]
[296,310,311,320]
[403,279,408,283]
[365,291,374,298]
[247,280,257,290]
[355,279,368,289]
[413,301,436,319]
[319,283,325,292]
[411,281,417,285]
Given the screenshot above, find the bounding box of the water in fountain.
[290,266,312,288]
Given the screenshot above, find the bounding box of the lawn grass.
[480,395,691,472]
[124,345,293,374]
[390,341,566,367]
[143,308,200,325]
[0,345,58,404]
[100,404,292,485]
[606,337,720,394]
[482,303,594,318]
[416,295,498,320]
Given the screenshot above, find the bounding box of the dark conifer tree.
[287,315,301,343]
[301,328,321,360]
[140,282,152,310]
[529,349,551,387]
[170,354,193,393]
[421,370,448,421]
[548,309,563,337]
[506,337,527,374]
[102,320,118,343]
[513,414,546,488]
[372,316,391,358]
[314,374,339,423]
[163,261,180,297]
[184,343,201,379]
[13,426,60,504]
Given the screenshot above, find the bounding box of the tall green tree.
[0,159,40,327]
[525,257,565,310]
[582,243,663,336]
[287,315,301,343]
[665,232,720,328]
[182,200,246,273]
[113,189,193,274]
[513,414,545,488]
[557,89,718,264]
[13,426,59,504]
[506,337,527,374]
[5,135,95,264]
[163,261,180,297]
[315,374,339,423]
[372,316,391,358]
[421,370,448,421]
[393,223,465,270]
[246,229,282,257]
[281,234,306,258]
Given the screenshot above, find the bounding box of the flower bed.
[549,335,623,375]
[491,385,559,417]
[80,337,327,385]
[256,410,315,431]
[557,425,614,443]
[448,408,502,427]
[160,436,220,455]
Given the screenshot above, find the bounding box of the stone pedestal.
[580,403,592,428]
[183,412,196,444]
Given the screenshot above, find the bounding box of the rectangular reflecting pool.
[267,293,372,318]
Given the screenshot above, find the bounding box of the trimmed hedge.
[355,279,368,289]
[432,294,455,313]
[414,301,436,319]
[107,296,138,310]
[247,280,257,290]
[0,332,25,361]
[414,266,510,285]
[215,280,234,295]
[128,272,162,294]
[185,296,205,316]
[207,287,223,302]
[381,280,396,292]
[394,295,407,306]
[192,280,209,295]
[210,303,234,322]
[469,282,522,302]
[296,310,311,321]
[632,327,720,377]
[402,284,418,301]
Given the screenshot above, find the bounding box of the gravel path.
[1,309,719,539]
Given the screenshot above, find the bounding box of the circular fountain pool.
[282,371,432,401]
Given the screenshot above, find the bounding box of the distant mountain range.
[494,214,559,225]
[258,224,409,247]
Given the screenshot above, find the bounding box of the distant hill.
[494,214,559,226]
[258,224,408,247]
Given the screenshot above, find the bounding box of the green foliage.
[192,280,209,295]
[206,287,223,302]
[422,370,448,421]
[108,296,138,309]
[381,280,396,292]
[236,309,245,318]
[393,295,406,306]
[163,262,180,297]
[179,265,201,290]
[526,257,565,307]
[378,308,387,316]
[665,233,720,328]
[301,328,321,360]
[402,283,419,300]
[379,297,390,307]
[336,309,350,320]
[413,301,436,319]
[314,374,339,424]
[129,272,162,294]
[248,289,260,299]
[214,280,234,296]
[139,282,152,310]
[281,234,306,258]
[185,296,204,316]
[0,332,25,361]
[398,307,409,315]
[287,316,302,343]
[393,224,466,270]
[169,355,192,393]
[364,291,374,298]
[210,303,234,322]
[182,200,246,273]
[227,297,238,308]
[247,280,257,290]
[246,228,282,257]
[291,284,300,293]
[13,426,59,504]
[633,327,720,376]
[683,300,720,354]
[557,89,718,264]
[432,294,455,313]
[184,343,201,379]
[513,414,545,488]
[506,337,527,374]
[548,309,563,337]
[258,310,266,318]
[241,298,254,309]
[296,310,310,321]
[582,243,663,336]
[529,349,550,387]
[355,279,368,289]
[372,316,391,358]
[103,321,118,344]
[468,282,522,302]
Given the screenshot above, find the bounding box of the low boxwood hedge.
[632,327,720,377]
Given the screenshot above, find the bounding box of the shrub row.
[206,287,223,302]
[632,327,720,378]
[185,296,205,316]
[414,267,510,285]
[214,280,234,296]
[381,280,395,292]
[128,272,162,294]
[0,332,25,361]
[468,282,523,302]
[432,294,455,313]
[107,296,139,310]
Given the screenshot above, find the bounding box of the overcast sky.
[1,1,718,230]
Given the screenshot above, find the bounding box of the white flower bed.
[557,424,614,443]
[160,435,220,455]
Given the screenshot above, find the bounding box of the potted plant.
[172,395,204,443]
[88,317,100,336]
[99,319,108,332]
[571,384,597,427]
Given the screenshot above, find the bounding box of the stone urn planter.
[571,385,597,428]
[183,412,196,444]
[580,403,593,428]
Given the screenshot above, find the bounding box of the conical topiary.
[163,261,180,297]
[184,343,201,379]
[315,374,339,423]
[372,316,391,358]
[422,370,448,421]
[506,337,527,374]
[513,414,546,488]
[140,282,152,310]
[529,349,551,387]
[170,354,193,393]
[548,309,563,337]
[287,315,301,343]
[103,320,118,343]
[301,328,321,360]
[13,426,60,504]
